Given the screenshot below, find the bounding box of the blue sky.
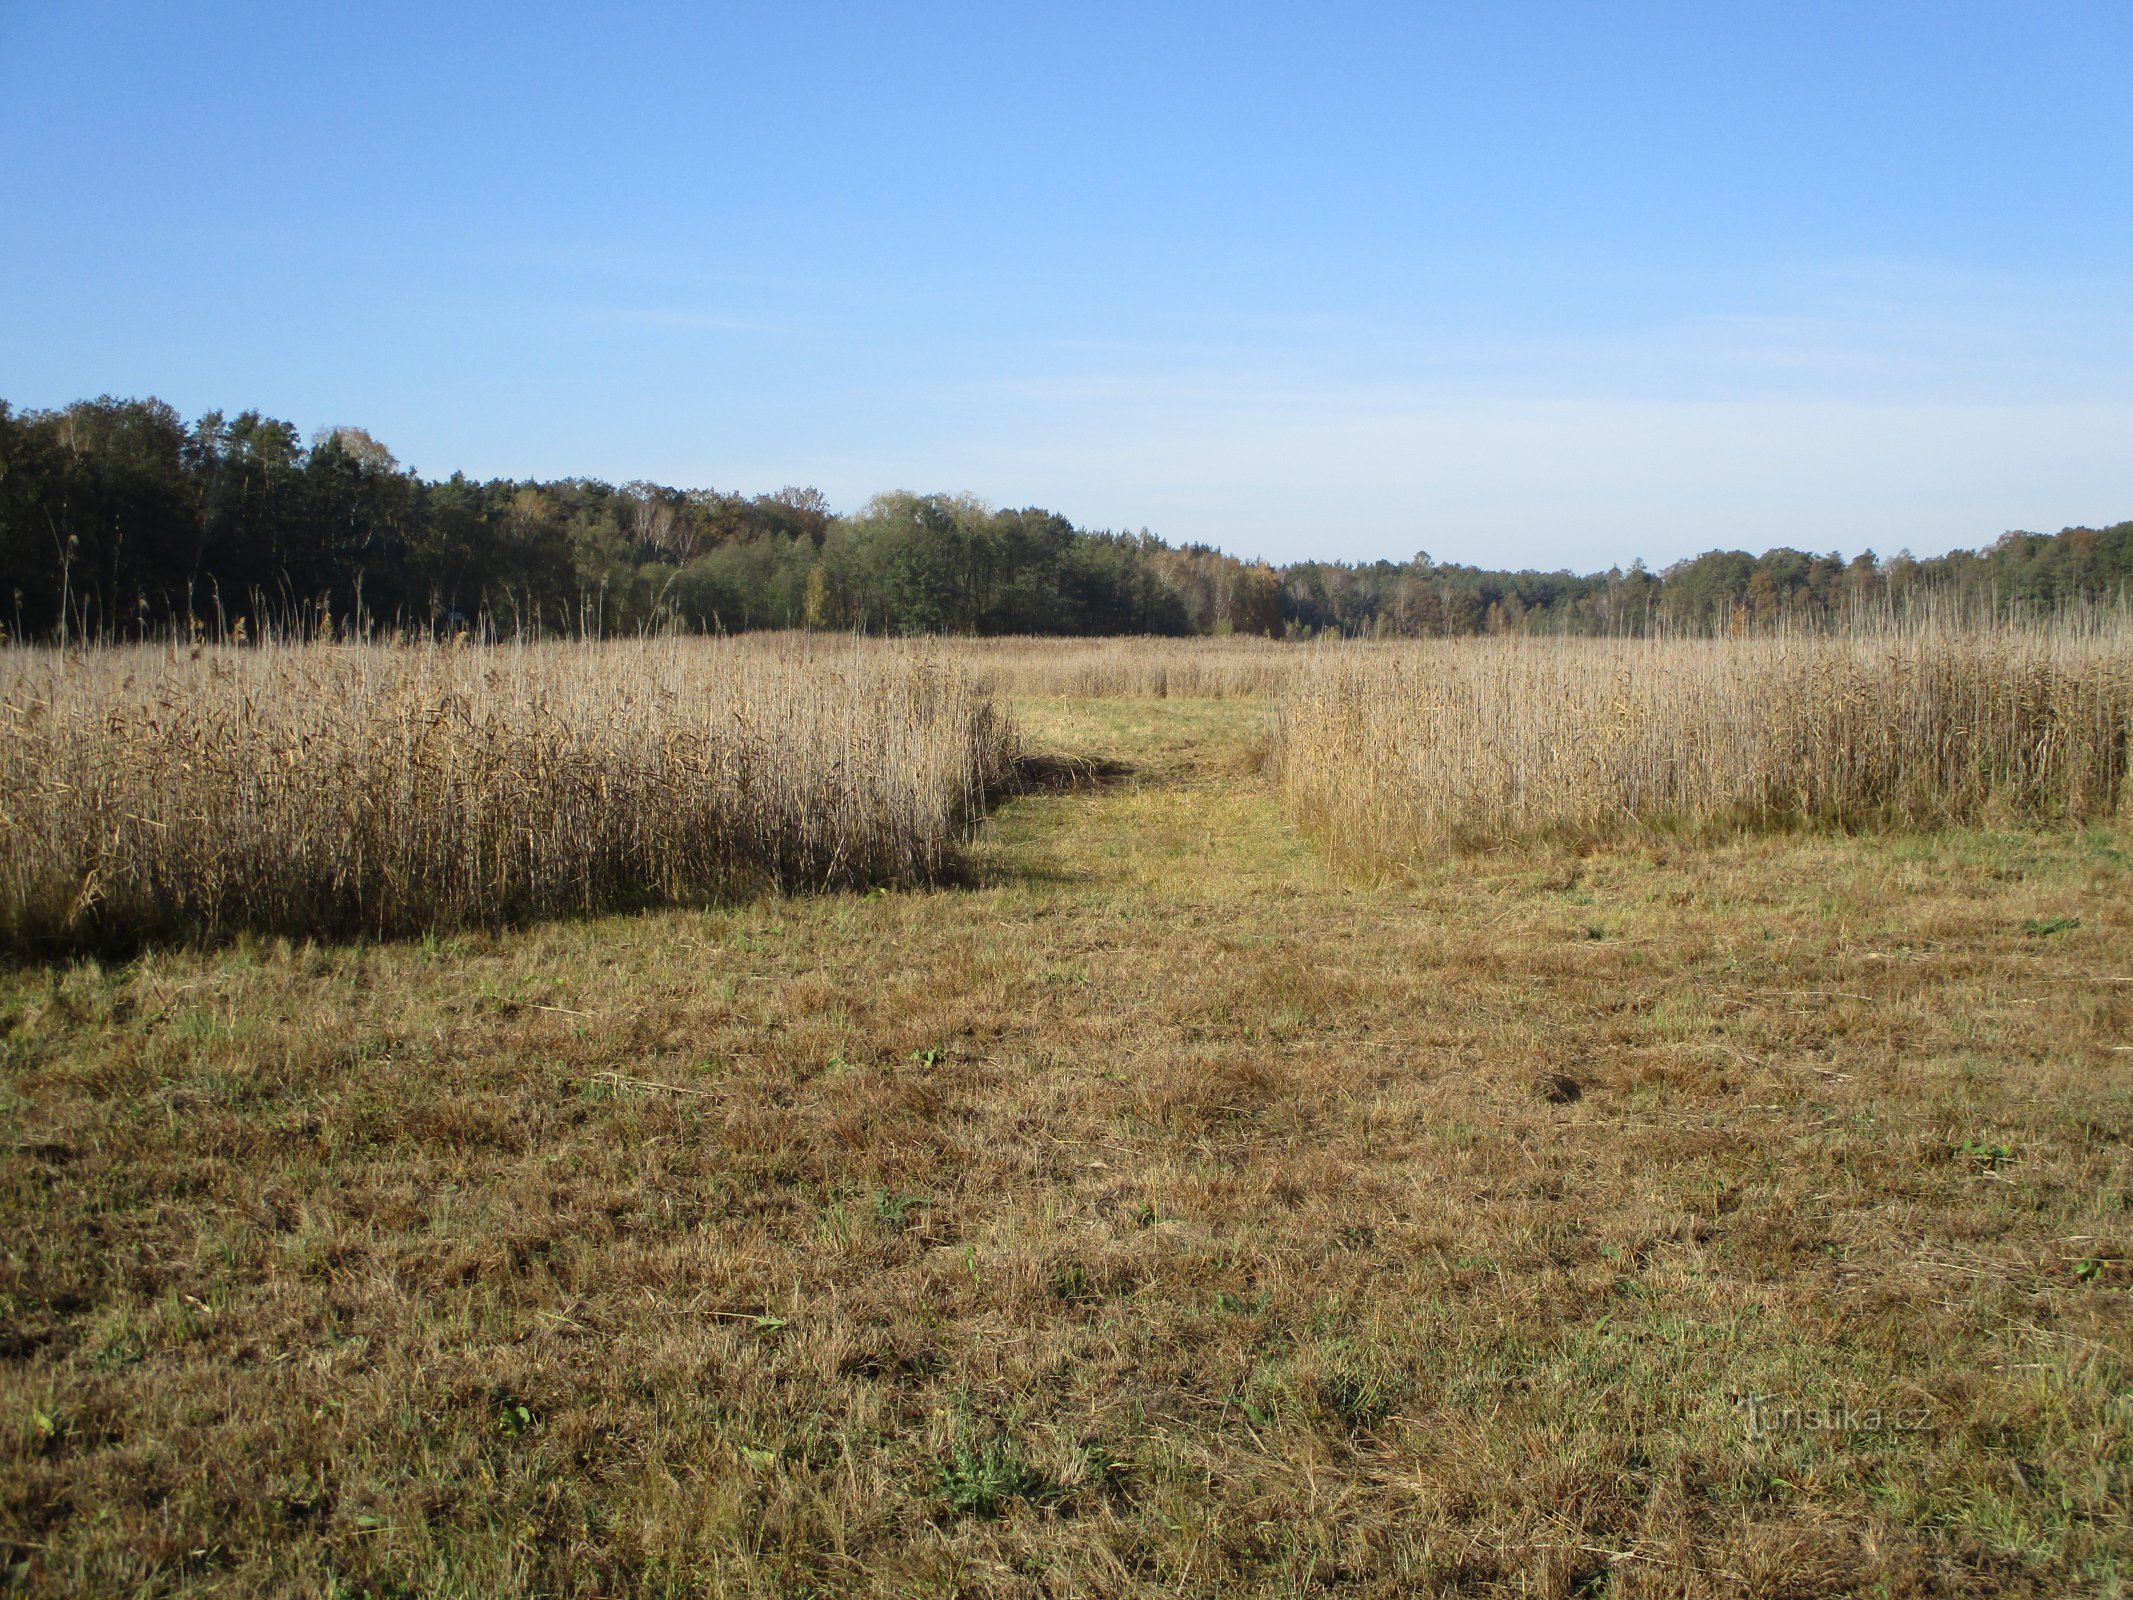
[3,2,2129,569]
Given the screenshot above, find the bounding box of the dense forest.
[3,395,2128,642]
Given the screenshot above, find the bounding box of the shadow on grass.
[957,750,1144,891]
[999,751,1139,795]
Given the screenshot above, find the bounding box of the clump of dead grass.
[0,637,1016,949]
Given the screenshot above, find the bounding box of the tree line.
[3,395,2127,643]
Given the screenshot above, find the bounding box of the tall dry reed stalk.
[1272,625,2133,870]
[0,637,1015,950]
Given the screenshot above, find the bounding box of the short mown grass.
[0,698,2129,1596]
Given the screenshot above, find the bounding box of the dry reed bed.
[0,640,1016,949]
[948,636,1292,698]
[729,632,1297,698]
[1273,628,2133,868]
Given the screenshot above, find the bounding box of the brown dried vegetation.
[0,639,1015,951]
[1273,626,2133,870]
[914,635,1293,700]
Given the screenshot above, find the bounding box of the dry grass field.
[2,650,2131,1597]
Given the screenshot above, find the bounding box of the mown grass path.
[2,700,2130,1597]
[981,697,1319,897]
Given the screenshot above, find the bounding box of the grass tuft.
[935,1436,1062,1519]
